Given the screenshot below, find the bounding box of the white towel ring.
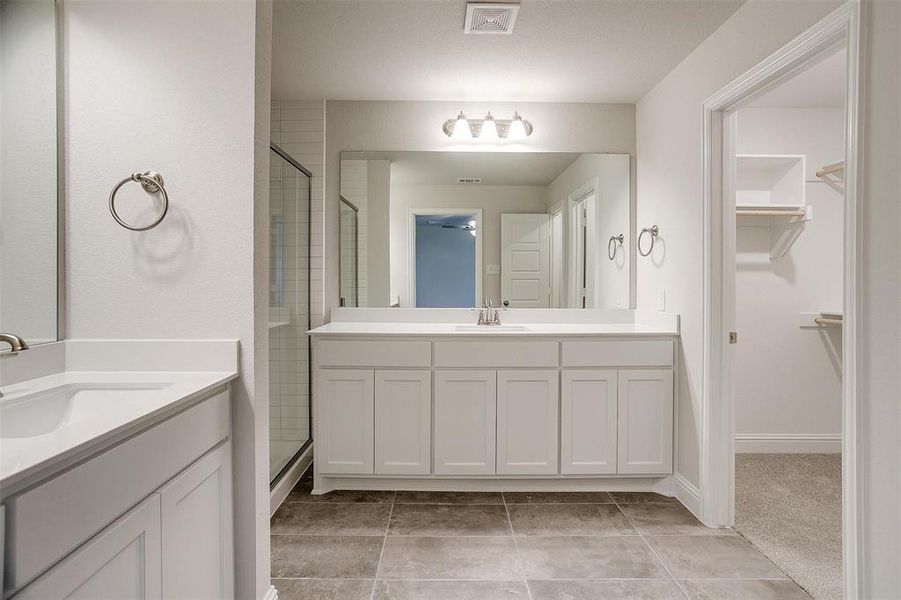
[109,171,169,231]
[607,234,624,260]
[638,225,659,257]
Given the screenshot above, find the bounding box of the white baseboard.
[735,433,842,454]
[269,443,314,517]
[262,584,278,600]
[673,472,702,519]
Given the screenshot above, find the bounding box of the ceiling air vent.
[457,177,483,184]
[464,3,520,35]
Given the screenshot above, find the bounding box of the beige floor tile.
[388,504,511,536]
[508,503,635,536]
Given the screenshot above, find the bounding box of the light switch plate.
[657,290,666,311]
[486,264,501,275]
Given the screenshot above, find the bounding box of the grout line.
[503,492,534,600]
[370,491,396,600]
[369,490,397,600]
[614,501,692,600]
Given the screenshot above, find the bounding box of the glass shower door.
[269,145,312,484]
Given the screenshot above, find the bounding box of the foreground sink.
[454,324,531,333]
[0,383,171,439]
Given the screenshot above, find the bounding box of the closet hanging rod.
[736,208,806,217]
[816,161,844,178]
[814,316,843,326]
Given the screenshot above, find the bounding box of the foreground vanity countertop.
[0,369,238,494]
[308,321,678,336]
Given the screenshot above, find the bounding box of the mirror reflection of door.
[500,214,550,308]
[413,212,479,308]
[570,193,596,308]
[339,198,359,307]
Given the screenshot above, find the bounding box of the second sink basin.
[454,324,531,333]
[0,382,172,439]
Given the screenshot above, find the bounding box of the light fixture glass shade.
[507,112,528,141]
[451,111,472,140]
[480,113,499,141]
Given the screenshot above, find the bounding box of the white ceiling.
[747,49,846,109]
[342,151,583,185]
[273,0,744,103]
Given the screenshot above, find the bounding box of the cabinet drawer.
[5,389,229,591]
[317,340,430,367]
[562,340,673,367]
[434,341,557,368]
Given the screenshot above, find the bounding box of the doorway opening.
[701,4,860,598]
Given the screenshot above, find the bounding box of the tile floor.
[271,472,811,599]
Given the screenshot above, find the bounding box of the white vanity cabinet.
[4,389,234,600]
[560,369,618,474]
[434,370,497,475]
[375,370,431,475]
[311,331,677,493]
[617,369,674,474]
[496,370,558,475]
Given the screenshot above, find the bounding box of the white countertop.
[308,322,678,337]
[0,369,237,494]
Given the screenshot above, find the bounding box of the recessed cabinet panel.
[375,370,431,475]
[497,370,558,474]
[617,370,674,474]
[14,495,162,600]
[434,370,497,475]
[318,369,374,474]
[561,370,618,474]
[160,443,233,600]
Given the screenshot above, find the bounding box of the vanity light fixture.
[442,110,533,141]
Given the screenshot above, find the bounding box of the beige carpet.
[734,453,842,600]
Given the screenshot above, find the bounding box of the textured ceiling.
[273,0,745,103]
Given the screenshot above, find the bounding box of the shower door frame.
[268,143,314,489]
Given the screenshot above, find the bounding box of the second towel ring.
[607,234,624,260]
[109,171,169,231]
[638,225,659,257]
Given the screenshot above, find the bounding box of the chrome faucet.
[0,332,29,355]
[477,299,501,326]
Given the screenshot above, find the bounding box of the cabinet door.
[15,495,162,600]
[375,370,431,474]
[617,370,673,474]
[317,369,374,474]
[497,370,558,475]
[561,370,617,474]
[434,370,496,475]
[160,442,233,600]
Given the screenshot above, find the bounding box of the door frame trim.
[699,3,861,596]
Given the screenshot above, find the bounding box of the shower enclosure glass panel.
[269,145,312,484]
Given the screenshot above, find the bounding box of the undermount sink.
[454,324,531,333]
[0,383,172,439]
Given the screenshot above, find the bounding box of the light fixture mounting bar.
[442,114,534,140]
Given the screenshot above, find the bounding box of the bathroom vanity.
[0,341,238,599]
[309,309,679,495]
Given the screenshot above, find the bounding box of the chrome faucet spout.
[0,332,29,354]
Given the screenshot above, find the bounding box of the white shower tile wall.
[269,99,324,447]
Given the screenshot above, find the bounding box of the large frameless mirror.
[0,0,60,345]
[339,151,632,310]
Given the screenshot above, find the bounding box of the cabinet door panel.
[497,370,558,474]
[15,495,162,600]
[561,370,617,474]
[617,370,673,474]
[317,369,374,474]
[160,443,233,600]
[434,370,496,475]
[375,370,431,474]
